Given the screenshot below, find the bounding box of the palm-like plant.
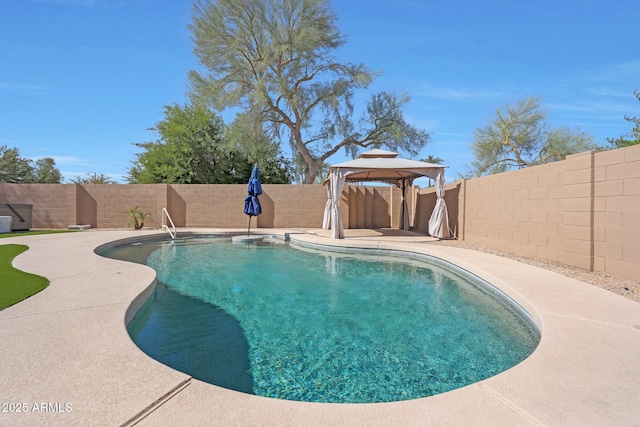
[126,206,150,230]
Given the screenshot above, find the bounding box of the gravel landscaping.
[427,240,640,303]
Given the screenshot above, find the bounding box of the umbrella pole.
[247,216,251,236]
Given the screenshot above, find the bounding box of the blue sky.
[1,0,638,183]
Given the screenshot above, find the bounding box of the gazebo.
[322,149,450,239]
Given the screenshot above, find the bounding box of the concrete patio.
[0,229,639,426]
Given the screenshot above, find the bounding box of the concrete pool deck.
[0,229,639,426]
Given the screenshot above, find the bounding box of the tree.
[129,103,227,184]
[0,145,62,183]
[128,103,291,184]
[605,88,640,149]
[224,111,293,183]
[420,155,443,186]
[290,153,329,184]
[69,172,116,184]
[421,155,443,164]
[189,0,430,184]
[541,127,595,163]
[0,146,34,183]
[468,98,597,176]
[33,158,63,183]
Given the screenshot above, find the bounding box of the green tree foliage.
[605,89,640,149]
[224,111,293,183]
[468,98,597,176]
[69,172,116,184]
[189,0,430,184]
[32,158,63,183]
[421,155,444,164]
[0,146,34,183]
[128,103,291,184]
[0,145,62,183]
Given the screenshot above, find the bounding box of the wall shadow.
[168,186,187,227]
[445,183,461,237]
[257,192,274,228]
[76,185,97,227]
[371,188,391,228]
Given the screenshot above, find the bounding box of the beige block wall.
[460,152,594,270]
[556,152,594,270]
[259,184,327,228]
[168,185,246,228]
[0,182,411,232]
[77,184,164,229]
[0,183,372,230]
[593,145,640,279]
[345,185,396,229]
[460,152,595,270]
[458,145,640,280]
[0,183,76,229]
[166,184,328,229]
[170,184,329,229]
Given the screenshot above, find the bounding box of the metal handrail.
[161,208,176,239]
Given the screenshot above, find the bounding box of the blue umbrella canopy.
[244,166,262,236]
[244,165,262,217]
[247,165,262,197]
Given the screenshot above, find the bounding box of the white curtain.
[322,181,332,229]
[329,170,346,238]
[428,171,450,238]
[399,180,410,230]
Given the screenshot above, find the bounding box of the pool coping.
[1,229,639,426]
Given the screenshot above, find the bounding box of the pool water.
[104,237,540,403]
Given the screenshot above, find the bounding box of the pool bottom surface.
[122,238,539,403]
[129,280,254,394]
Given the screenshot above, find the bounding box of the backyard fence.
[1,144,638,281]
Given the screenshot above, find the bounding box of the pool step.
[231,235,264,244]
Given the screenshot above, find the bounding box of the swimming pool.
[100,235,540,403]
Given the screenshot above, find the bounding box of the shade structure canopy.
[322,149,450,239]
[327,148,443,184]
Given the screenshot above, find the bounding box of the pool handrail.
[161,208,176,239]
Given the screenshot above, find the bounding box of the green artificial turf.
[0,244,49,310]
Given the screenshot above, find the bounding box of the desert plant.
[126,206,151,230]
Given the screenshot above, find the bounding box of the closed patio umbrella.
[243,165,262,236]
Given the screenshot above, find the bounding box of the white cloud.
[547,99,631,115]
[412,82,506,101]
[581,60,640,83]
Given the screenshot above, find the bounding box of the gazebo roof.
[328,149,446,185]
[357,148,399,158]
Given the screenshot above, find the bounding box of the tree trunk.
[290,125,320,184]
[302,160,322,184]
